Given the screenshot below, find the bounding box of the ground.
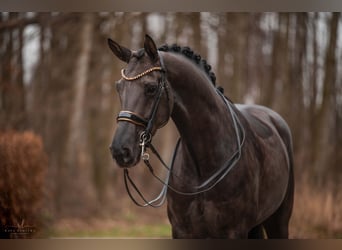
[46,177,342,239]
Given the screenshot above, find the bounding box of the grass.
[47,208,172,238]
[290,175,342,238]
[46,175,342,239]
[50,223,171,238]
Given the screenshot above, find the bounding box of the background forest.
[0,12,341,238]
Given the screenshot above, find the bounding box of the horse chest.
[169,197,231,236]
[189,199,219,223]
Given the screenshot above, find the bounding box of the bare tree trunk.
[0,12,26,130]
[274,13,290,113]
[313,13,340,185]
[261,13,290,109]
[217,13,229,90]
[286,13,307,152]
[261,14,277,107]
[190,13,203,55]
[308,13,320,167]
[65,13,96,215]
[231,13,248,102]
[17,13,26,128]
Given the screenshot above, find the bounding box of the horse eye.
[144,84,158,96]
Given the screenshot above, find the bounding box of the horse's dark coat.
[240,107,274,139]
[108,35,294,239]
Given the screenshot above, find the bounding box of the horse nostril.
[121,147,130,158]
[111,145,134,167]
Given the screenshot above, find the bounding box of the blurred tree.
[313,13,340,185]
[0,13,26,130]
[65,12,97,215]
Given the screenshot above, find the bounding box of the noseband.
[117,110,148,128]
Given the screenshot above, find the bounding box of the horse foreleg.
[248,224,266,239]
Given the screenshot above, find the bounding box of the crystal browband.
[121,66,163,81]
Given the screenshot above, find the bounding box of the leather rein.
[117,54,246,207]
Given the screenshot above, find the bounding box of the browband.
[121,67,163,81]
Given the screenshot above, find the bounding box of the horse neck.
[163,53,238,176]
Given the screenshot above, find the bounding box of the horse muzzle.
[110,123,141,168]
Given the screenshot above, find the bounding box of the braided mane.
[158,44,217,87]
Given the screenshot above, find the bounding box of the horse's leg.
[248,224,266,239]
[263,156,294,238]
[261,116,295,239]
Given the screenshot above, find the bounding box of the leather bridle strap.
[123,138,181,208]
[117,111,148,128]
[116,83,164,131]
[116,52,168,135]
[144,76,165,136]
[144,52,168,136]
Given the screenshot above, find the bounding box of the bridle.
[117,53,170,161]
[116,53,246,208]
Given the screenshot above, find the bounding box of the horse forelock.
[132,48,145,59]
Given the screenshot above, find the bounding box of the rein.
[117,54,246,207]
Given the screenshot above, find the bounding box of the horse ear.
[107,38,131,63]
[144,34,159,62]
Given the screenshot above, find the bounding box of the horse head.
[108,35,173,168]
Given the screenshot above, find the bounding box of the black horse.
[108,35,294,238]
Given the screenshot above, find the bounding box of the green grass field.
[48,218,172,238]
